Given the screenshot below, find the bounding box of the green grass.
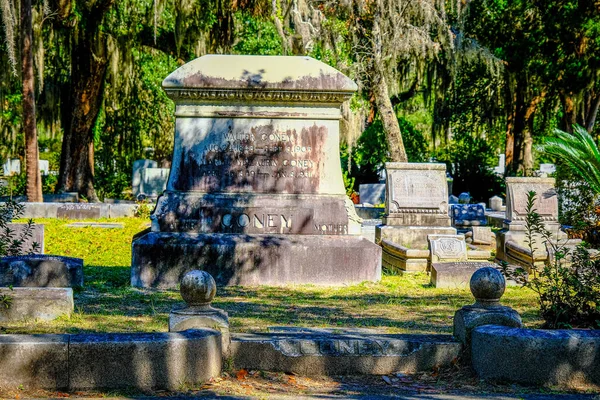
[2,218,542,334]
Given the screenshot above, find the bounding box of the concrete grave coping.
[0,330,222,390]
[472,325,600,387]
[0,254,83,287]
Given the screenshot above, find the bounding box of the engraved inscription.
[510,184,558,218]
[57,204,101,219]
[273,339,418,357]
[388,169,446,212]
[175,122,326,193]
[429,235,468,262]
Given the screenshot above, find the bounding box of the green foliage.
[0,186,40,258]
[342,171,355,197]
[343,117,428,189]
[555,163,600,247]
[502,191,600,329]
[435,131,504,202]
[233,13,283,55]
[0,293,12,309]
[538,125,600,194]
[134,199,153,219]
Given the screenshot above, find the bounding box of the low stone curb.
[472,325,600,387]
[14,202,138,219]
[230,332,462,376]
[0,330,222,390]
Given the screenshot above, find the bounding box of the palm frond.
[537,124,600,194]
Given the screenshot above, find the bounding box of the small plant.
[502,191,600,329]
[0,188,40,256]
[134,198,153,219]
[0,293,12,309]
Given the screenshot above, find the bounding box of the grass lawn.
[2,217,543,334]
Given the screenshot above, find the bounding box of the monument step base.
[132,232,382,288]
[230,331,462,376]
[431,262,493,288]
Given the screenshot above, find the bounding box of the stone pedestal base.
[431,262,493,288]
[132,232,381,288]
[376,225,456,273]
[169,305,230,353]
[453,305,522,352]
[496,229,572,271]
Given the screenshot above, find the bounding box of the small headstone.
[505,177,558,227]
[451,204,487,227]
[489,195,502,211]
[38,160,49,175]
[57,203,102,219]
[358,183,385,205]
[0,287,73,321]
[3,158,20,176]
[384,163,450,226]
[539,163,556,175]
[458,192,471,204]
[493,154,505,175]
[428,234,468,262]
[132,159,158,197]
[5,223,44,254]
[140,167,169,197]
[0,254,84,287]
[470,226,494,246]
[449,195,459,204]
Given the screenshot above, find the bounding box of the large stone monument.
[496,177,568,269]
[131,55,381,287]
[376,163,456,272]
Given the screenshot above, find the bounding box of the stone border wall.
[230,332,462,376]
[472,325,600,387]
[0,330,221,390]
[13,202,138,219]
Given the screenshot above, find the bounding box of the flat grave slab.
[57,203,105,219]
[66,222,124,229]
[0,254,83,287]
[0,287,73,321]
[431,261,493,288]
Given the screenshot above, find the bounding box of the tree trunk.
[372,14,407,163]
[57,1,114,202]
[21,0,42,202]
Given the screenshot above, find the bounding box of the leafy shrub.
[555,163,600,246]
[0,194,40,256]
[435,131,504,202]
[134,199,153,220]
[502,191,600,329]
[342,117,429,189]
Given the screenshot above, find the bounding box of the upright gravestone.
[131,55,382,287]
[132,159,158,198]
[496,177,566,268]
[376,163,456,272]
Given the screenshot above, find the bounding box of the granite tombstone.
[131,55,381,287]
[376,163,456,272]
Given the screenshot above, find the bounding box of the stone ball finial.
[470,267,505,307]
[180,270,216,307]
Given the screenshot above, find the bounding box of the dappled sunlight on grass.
[2,218,543,334]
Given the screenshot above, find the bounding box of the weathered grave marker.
[131,55,381,287]
[57,204,102,219]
